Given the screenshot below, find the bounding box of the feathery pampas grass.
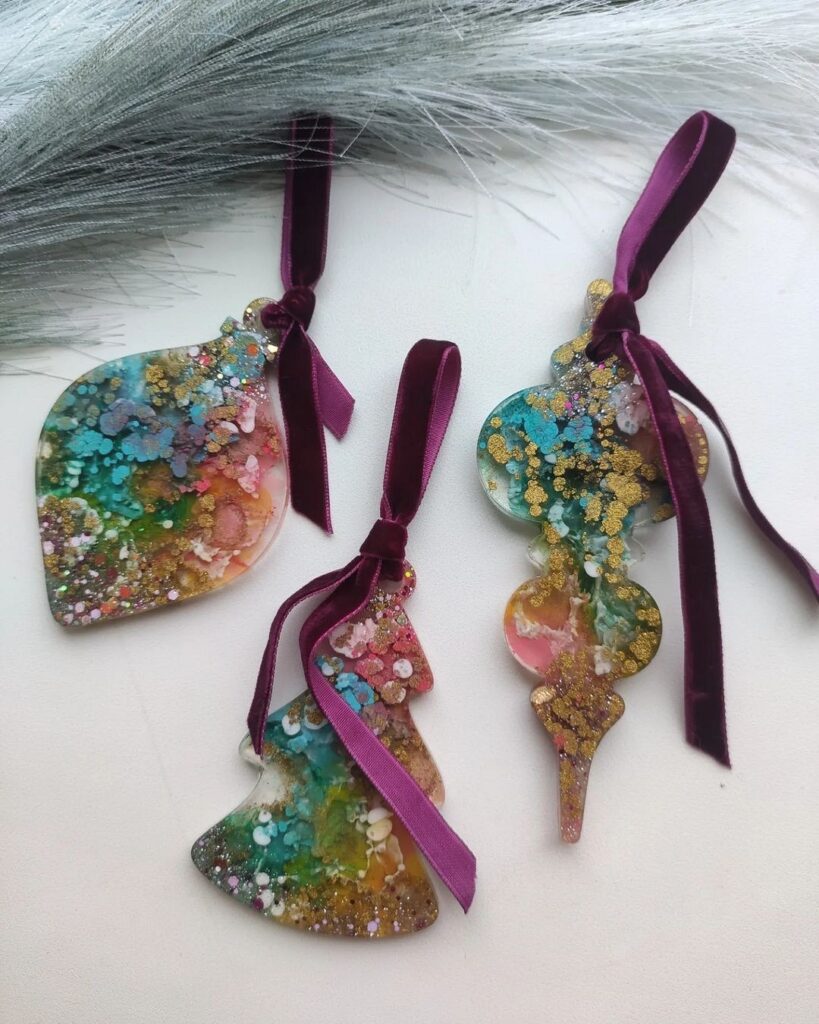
[0,0,817,353]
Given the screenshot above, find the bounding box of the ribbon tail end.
[706,745,731,770]
[808,567,819,602]
[325,391,355,441]
[312,340,355,440]
[290,491,333,534]
[446,852,477,913]
[456,880,476,914]
[686,721,731,769]
[322,390,354,441]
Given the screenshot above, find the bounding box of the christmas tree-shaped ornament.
[193,567,444,936]
[193,340,475,936]
[478,112,818,842]
[36,117,353,626]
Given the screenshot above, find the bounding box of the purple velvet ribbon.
[248,340,476,911]
[588,111,819,766]
[260,116,354,532]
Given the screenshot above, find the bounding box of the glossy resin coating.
[478,281,709,841]
[192,566,444,938]
[36,305,287,626]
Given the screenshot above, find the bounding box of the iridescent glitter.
[36,303,287,626]
[192,566,444,938]
[478,281,709,841]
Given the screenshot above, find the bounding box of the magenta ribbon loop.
[586,110,819,767]
[269,116,354,533]
[248,339,476,912]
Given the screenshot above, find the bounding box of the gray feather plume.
[1,0,817,353]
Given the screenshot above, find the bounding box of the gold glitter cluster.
[263,872,438,938]
[531,648,626,762]
[523,543,573,601]
[482,280,709,577]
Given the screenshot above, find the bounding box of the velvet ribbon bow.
[587,110,819,766]
[248,339,476,912]
[261,116,354,532]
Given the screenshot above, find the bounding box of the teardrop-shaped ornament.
[36,301,287,626]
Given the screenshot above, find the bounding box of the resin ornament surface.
[478,280,708,841]
[36,302,287,626]
[192,566,445,938]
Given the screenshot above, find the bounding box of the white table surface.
[1,141,817,1024]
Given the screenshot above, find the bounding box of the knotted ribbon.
[261,116,354,532]
[588,110,819,766]
[248,339,476,911]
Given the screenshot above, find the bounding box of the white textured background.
[1,144,817,1024]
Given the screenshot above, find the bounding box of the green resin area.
[36,315,287,626]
